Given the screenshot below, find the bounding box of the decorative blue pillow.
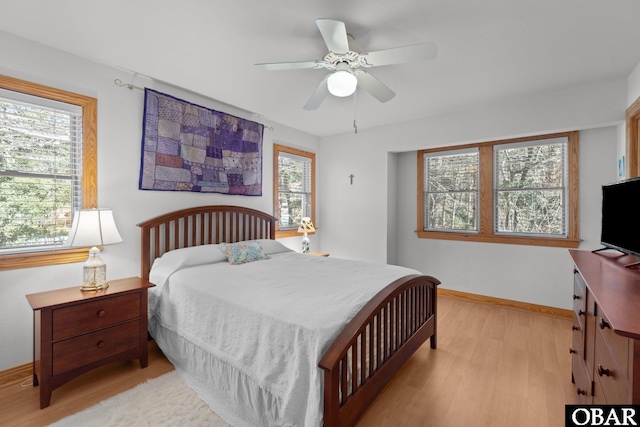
[222,241,269,265]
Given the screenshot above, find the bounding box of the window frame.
[0,74,97,271]
[416,131,579,248]
[273,143,316,238]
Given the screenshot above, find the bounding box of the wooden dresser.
[26,277,154,408]
[569,249,640,404]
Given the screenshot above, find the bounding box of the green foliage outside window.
[0,98,78,249]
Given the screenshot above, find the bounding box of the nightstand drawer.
[53,293,140,340]
[52,320,141,375]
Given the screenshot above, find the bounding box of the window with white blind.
[273,144,315,237]
[417,131,579,248]
[0,90,82,249]
[0,74,97,270]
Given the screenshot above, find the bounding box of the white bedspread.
[148,245,420,426]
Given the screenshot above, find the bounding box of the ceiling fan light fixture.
[327,69,357,97]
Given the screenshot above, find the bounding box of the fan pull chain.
[353,89,358,134]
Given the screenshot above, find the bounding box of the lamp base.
[302,233,310,254]
[80,247,109,292]
[79,282,109,292]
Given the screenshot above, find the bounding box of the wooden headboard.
[137,205,278,280]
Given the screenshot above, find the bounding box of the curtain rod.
[114,78,143,91]
[113,78,274,132]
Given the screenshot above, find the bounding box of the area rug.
[48,371,230,427]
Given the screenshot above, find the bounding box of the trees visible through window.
[494,139,567,236]
[417,132,579,248]
[0,92,82,249]
[0,75,97,270]
[424,148,479,232]
[273,144,315,237]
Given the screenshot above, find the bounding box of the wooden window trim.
[626,95,640,178]
[273,144,316,238]
[416,131,580,248]
[0,75,97,271]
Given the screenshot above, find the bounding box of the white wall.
[628,61,640,106]
[386,153,399,266]
[0,31,320,370]
[319,80,626,309]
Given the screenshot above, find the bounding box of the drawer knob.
[578,310,585,317]
[569,348,577,354]
[572,325,579,331]
[97,340,105,348]
[97,310,106,317]
[573,294,581,300]
[599,318,611,330]
[597,365,611,377]
[576,388,586,396]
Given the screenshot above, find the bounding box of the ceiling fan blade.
[356,71,395,103]
[361,42,438,67]
[255,60,323,71]
[303,76,330,110]
[316,19,350,54]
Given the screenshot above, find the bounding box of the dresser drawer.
[572,355,592,404]
[53,293,140,340]
[594,327,629,403]
[592,374,607,405]
[596,308,630,381]
[572,314,585,356]
[573,271,587,327]
[52,320,141,375]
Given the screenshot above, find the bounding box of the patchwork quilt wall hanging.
[139,88,263,196]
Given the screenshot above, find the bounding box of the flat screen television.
[599,177,640,264]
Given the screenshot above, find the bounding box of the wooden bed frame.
[137,205,439,427]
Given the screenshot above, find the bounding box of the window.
[424,148,479,232]
[273,144,315,237]
[0,75,97,271]
[417,131,579,248]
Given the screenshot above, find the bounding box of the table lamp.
[65,208,123,291]
[297,217,315,254]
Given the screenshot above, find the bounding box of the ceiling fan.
[255,19,438,110]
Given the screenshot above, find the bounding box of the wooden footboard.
[319,274,440,427]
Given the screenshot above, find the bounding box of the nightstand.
[26,277,155,408]
[309,251,329,257]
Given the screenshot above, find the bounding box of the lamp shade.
[327,64,357,97]
[65,208,123,247]
[297,217,316,234]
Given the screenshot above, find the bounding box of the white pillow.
[149,244,227,289]
[255,239,293,255]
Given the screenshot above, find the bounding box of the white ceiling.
[2,0,640,137]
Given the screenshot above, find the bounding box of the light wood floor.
[0,296,577,427]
